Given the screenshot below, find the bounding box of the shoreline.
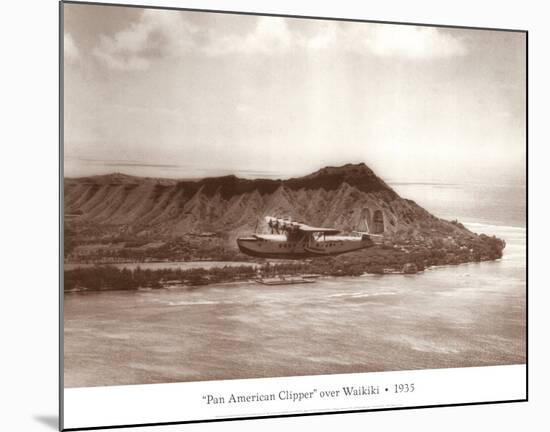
[63,221,519,293]
[63,259,257,270]
[63,254,506,294]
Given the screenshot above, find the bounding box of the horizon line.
[63,169,527,188]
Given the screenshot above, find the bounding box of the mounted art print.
[61,1,527,430]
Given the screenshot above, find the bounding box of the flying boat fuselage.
[237,217,381,259]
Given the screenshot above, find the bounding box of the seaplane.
[237,216,383,259]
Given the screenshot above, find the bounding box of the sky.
[63,3,526,184]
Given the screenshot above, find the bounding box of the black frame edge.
[61,0,528,33]
[59,1,65,431]
[59,1,529,430]
[62,398,528,431]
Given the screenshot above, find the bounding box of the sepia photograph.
[62,1,526,392]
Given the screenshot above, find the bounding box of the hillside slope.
[66,163,440,236]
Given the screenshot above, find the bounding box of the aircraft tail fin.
[352,214,384,243]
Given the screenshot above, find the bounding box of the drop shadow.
[34,415,58,430]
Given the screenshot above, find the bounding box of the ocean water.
[64,183,526,388]
[389,182,526,228]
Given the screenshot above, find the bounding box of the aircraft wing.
[296,223,340,234]
[264,216,340,234]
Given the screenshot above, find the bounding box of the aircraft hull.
[237,236,374,259]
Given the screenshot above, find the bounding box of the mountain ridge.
[66,163,395,197]
[64,162,505,267]
[64,163,412,236]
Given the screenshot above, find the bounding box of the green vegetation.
[64,264,258,291]
[64,200,507,293]
[64,232,505,292]
[64,234,249,263]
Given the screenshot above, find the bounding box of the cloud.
[361,25,467,59]
[92,12,467,70]
[64,33,80,63]
[205,17,292,56]
[303,25,338,51]
[92,9,198,71]
[204,19,466,59]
